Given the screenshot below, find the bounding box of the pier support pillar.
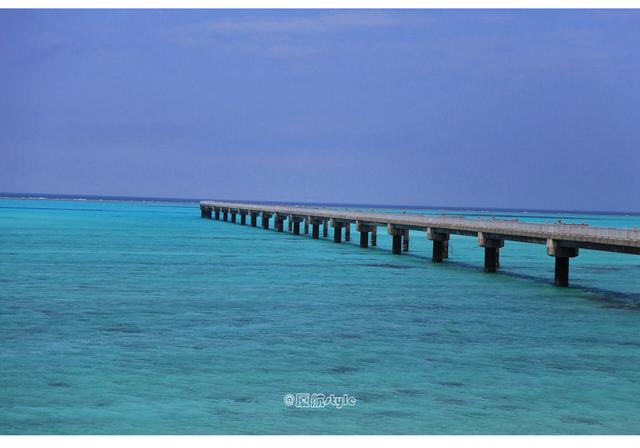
[392,234,402,254]
[402,230,409,252]
[555,257,569,287]
[223,210,228,222]
[230,211,237,224]
[240,212,246,225]
[360,231,368,248]
[388,224,404,255]
[428,228,450,263]
[201,207,212,219]
[310,218,322,239]
[289,216,303,235]
[288,219,293,232]
[356,222,374,249]
[344,224,351,242]
[478,232,504,273]
[433,240,444,262]
[250,213,258,227]
[261,213,272,229]
[331,219,344,243]
[484,247,498,273]
[371,227,377,246]
[547,239,579,287]
[214,208,220,220]
[275,215,286,232]
[304,219,309,235]
[323,220,329,238]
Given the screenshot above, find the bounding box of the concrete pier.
[323,220,329,238]
[200,201,640,288]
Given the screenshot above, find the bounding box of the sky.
[0,10,639,212]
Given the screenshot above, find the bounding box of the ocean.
[1,197,639,434]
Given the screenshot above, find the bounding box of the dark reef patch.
[355,263,418,270]
[435,396,467,405]
[561,416,603,426]
[328,366,358,374]
[102,324,143,334]
[438,381,464,387]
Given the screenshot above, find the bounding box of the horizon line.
[1,191,639,217]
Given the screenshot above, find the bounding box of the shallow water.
[0,198,639,434]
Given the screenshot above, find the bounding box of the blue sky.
[1,10,638,211]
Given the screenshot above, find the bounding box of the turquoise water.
[1,198,639,434]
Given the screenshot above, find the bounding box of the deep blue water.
[1,198,639,434]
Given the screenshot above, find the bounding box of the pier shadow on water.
[354,246,640,312]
